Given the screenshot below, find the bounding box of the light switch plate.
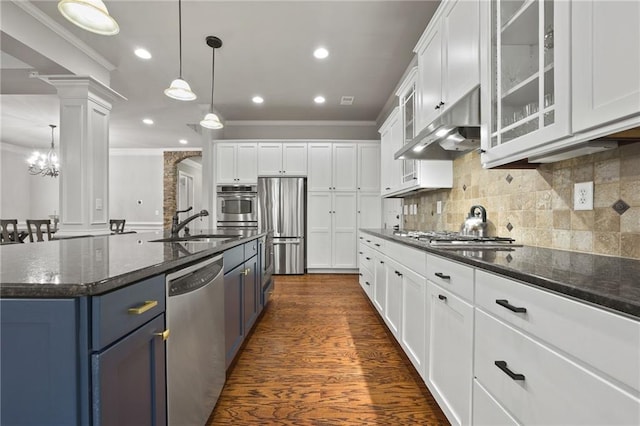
[574,181,594,210]
[436,201,442,214]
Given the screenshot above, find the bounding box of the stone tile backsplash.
[402,143,640,259]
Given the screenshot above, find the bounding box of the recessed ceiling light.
[314,96,326,104]
[179,139,188,145]
[134,48,152,59]
[142,118,154,125]
[314,47,329,59]
[252,96,264,104]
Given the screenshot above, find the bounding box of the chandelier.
[28,124,60,178]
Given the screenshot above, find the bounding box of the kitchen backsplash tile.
[402,144,640,259]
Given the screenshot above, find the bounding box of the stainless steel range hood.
[395,86,481,160]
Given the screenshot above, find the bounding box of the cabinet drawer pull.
[495,361,525,381]
[128,300,158,315]
[359,273,363,276]
[379,260,384,264]
[365,281,371,286]
[435,272,451,280]
[365,257,371,260]
[438,294,447,301]
[374,243,381,247]
[154,329,170,341]
[496,299,527,313]
[359,251,363,254]
[366,240,371,243]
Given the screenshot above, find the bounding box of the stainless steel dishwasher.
[166,254,225,426]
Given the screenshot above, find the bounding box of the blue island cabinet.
[0,274,167,426]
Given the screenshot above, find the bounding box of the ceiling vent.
[340,96,355,106]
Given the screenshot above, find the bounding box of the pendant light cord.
[178,0,183,78]
[50,125,56,149]
[210,46,215,112]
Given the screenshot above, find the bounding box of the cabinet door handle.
[379,260,384,264]
[365,257,371,260]
[366,240,371,243]
[435,272,451,280]
[359,273,363,276]
[374,243,380,247]
[395,270,402,276]
[435,104,441,110]
[359,251,363,254]
[438,294,447,301]
[495,361,525,381]
[365,281,371,286]
[128,300,158,315]
[154,329,170,341]
[496,299,527,313]
[385,187,391,190]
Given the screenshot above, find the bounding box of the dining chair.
[1,219,20,244]
[26,219,52,242]
[110,219,126,233]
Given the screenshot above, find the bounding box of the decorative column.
[40,76,125,237]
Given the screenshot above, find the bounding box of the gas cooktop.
[392,230,521,249]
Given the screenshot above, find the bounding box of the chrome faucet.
[171,207,209,237]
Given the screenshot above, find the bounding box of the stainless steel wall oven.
[216,184,258,228]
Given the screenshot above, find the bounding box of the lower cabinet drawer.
[358,244,374,272]
[426,254,474,302]
[359,267,373,299]
[244,239,257,259]
[474,309,640,426]
[92,275,165,350]
[384,240,427,276]
[475,270,640,392]
[472,380,518,426]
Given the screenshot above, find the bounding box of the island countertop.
[361,229,640,319]
[0,230,265,298]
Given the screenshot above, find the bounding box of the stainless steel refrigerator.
[257,177,306,274]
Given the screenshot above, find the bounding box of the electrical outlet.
[574,181,594,210]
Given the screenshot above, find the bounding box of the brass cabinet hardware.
[128,300,158,315]
[154,329,170,341]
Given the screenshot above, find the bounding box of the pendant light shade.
[200,36,224,130]
[165,0,196,101]
[58,0,119,35]
[165,78,197,101]
[200,112,223,130]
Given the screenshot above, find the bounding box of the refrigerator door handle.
[273,240,301,245]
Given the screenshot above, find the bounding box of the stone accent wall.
[402,143,640,259]
[163,151,202,229]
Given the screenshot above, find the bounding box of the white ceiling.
[1,0,440,149]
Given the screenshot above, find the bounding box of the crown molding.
[224,120,377,127]
[109,148,164,156]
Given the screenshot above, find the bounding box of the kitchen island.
[359,229,640,426]
[0,230,266,426]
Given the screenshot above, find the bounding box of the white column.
[40,75,125,237]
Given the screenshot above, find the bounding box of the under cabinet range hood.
[395,86,481,160]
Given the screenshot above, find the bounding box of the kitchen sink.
[150,235,240,243]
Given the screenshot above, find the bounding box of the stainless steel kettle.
[460,205,487,237]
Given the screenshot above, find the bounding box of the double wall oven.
[216,184,258,230]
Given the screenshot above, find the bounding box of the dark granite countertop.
[0,229,265,298]
[361,229,640,319]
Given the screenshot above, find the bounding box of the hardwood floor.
[208,274,449,425]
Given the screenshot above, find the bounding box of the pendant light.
[58,0,119,35]
[28,125,60,178]
[200,36,224,130]
[165,0,196,101]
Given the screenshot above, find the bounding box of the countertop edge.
[360,229,640,319]
[0,233,265,298]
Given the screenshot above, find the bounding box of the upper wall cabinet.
[571,1,640,133]
[215,142,258,184]
[307,143,357,192]
[414,0,480,134]
[257,142,308,176]
[480,0,571,168]
[378,108,404,196]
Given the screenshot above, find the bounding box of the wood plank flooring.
[208,274,449,425]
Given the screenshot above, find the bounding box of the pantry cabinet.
[480,0,571,168]
[571,0,640,133]
[257,142,308,176]
[357,143,381,192]
[307,143,357,192]
[414,0,480,134]
[215,142,258,183]
[307,191,357,269]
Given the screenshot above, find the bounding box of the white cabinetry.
[384,258,403,338]
[414,0,480,134]
[378,108,403,196]
[307,143,357,192]
[257,142,307,176]
[572,0,640,133]
[357,143,380,192]
[400,266,427,379]
[426,256,474,426]
[480,0,571,168]
[357,192,381,233]
[215,142,258,183]
[307,191,357,269]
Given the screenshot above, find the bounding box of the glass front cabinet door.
[481,0,570,168]
[396,67,418,185]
